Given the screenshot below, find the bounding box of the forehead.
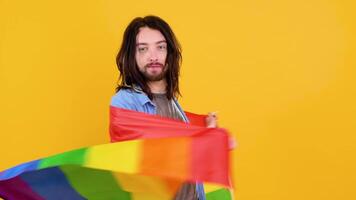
[136,27,166,44]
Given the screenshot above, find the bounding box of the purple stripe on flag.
[0,176,44,200]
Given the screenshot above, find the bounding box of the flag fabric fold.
[0,107,232,200]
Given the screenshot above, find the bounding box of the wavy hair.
[116,15,182,100]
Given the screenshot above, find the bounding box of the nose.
[148,49,158,62]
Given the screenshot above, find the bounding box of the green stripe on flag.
[39,148,87,169]
[60,165,131,200]
[206,188,232,200]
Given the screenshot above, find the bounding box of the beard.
[140,62,167,82]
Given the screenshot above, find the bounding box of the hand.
[206,112,237,149]
[229,136,238,150]
[206,112,218,128]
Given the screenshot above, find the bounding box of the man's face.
[135,27,168,82]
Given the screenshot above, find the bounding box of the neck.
[148,79,167,94]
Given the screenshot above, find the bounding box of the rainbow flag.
[0,107,232,199]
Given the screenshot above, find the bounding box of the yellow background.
[1,0,355,199]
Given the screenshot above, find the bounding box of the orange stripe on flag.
[140,137,191,180]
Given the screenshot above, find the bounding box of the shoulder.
[110,88,138,110]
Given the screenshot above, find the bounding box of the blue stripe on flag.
[0,160,40,181]
[20,167,86,200]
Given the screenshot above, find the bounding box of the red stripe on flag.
[110,107,202,142]
[191,129,230,186]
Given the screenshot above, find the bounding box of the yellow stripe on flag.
[114,172,173,199]
[132,192,171,200]
[204,183,227,193]
[85,140,142,173]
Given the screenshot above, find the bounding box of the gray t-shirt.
[152,93,184,121]
[152,93,198,200]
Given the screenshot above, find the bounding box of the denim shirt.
[110,87,206,200]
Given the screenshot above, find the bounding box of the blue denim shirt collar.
[131,85,155,106]
[129,84,190,123]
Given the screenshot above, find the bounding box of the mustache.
[145,62,165,67]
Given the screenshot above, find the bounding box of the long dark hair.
[116,15,182,100]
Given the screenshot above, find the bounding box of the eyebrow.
[136,40,167,46]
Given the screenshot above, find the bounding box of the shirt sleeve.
[110,89,138,111]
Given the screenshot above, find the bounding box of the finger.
[209,112,218,119]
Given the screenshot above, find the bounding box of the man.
[111,15,217,200]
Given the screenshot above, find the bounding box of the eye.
[158,44,167,50]
[137,46,148,52]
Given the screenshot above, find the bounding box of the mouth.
[147,63,164,68]
[142,63,167,81]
